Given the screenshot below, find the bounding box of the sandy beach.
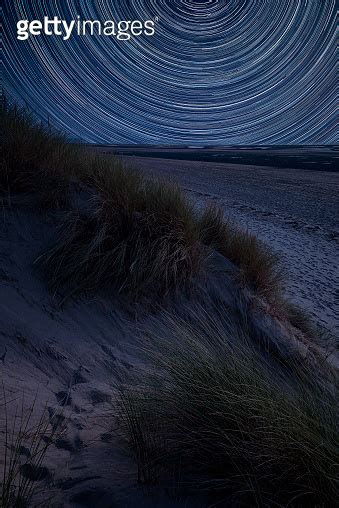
[122,155,339,336]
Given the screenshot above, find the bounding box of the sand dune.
[1,126,338,505]
[123,156,339,336]
[2,196,336,506]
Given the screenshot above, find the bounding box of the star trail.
[3,1,337,145]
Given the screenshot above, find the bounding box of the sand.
[0,202,209,507]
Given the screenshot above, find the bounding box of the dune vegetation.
[1,97,337,507]
[37,160,203,299]
[2,98,284,302]
[1,98,84,209]
[118,305,338,507]
[0,391,60,508]
[199,203,284,302]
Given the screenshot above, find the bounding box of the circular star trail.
[3,0,337,145]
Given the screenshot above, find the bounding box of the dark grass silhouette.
[1,97,85,209]
[0,389,62,508]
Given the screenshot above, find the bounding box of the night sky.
[4,1,337,145]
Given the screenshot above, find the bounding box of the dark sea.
[93,145,339,172]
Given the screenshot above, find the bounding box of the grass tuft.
[1,96,83,208]
[0,388,62,508]
[37,161,202,299]
[118,305,338,506]
[199,204,283,301]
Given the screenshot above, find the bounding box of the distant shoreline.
[91,145,339,172]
